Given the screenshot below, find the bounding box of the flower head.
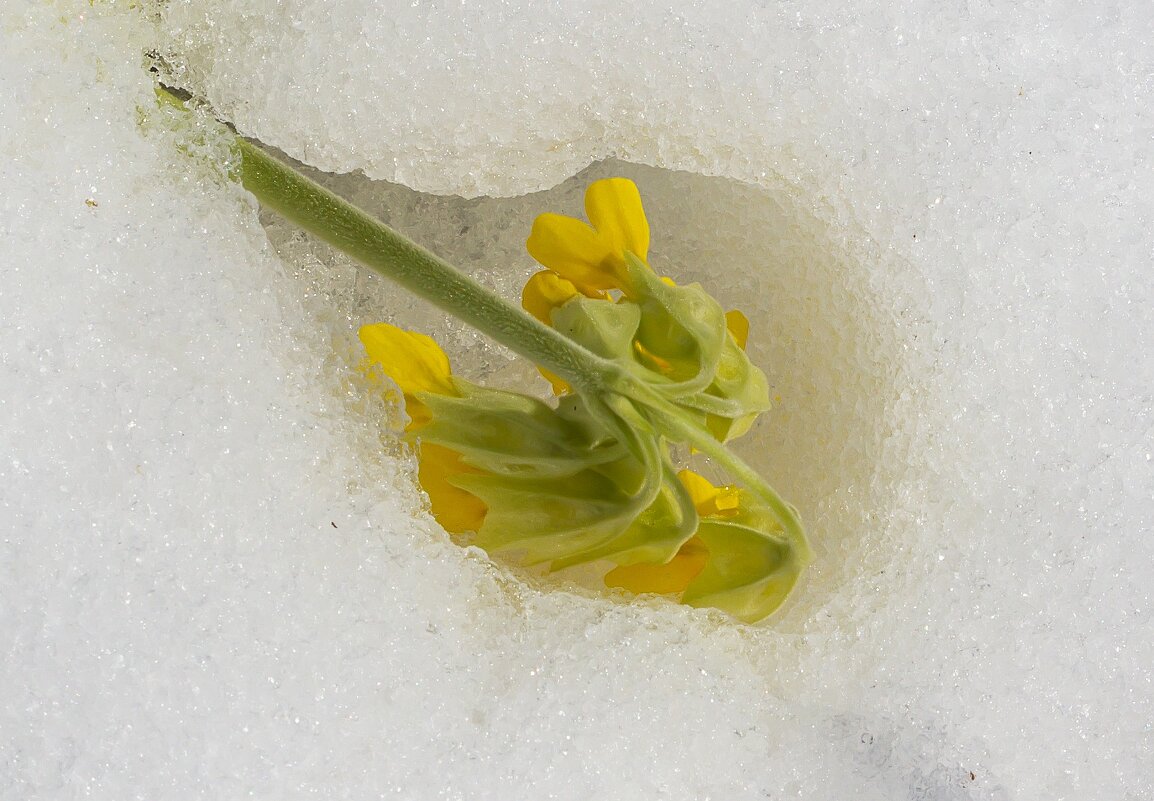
[605,468,804,624]
[354,178,803,623]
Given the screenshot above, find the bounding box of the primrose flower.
[359,323,487,533]
[527,177,650,295]
[524,178,754,404]
[525,175,753,366]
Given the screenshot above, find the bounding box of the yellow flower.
[360,323,456,429]
[359,322,487,533]
[603,469,740,595]
[416,443,487,534]
[523,183,754,402]
[526,177,650,294]
[521,271,592,326]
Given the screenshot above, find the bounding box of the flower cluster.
[360,178,806,623]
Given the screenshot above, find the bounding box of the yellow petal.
[677,469,719,507]
[604,536,710,595]
[359,323,456,397]
[725,309,750,350]
[521,270,581,325]
[677,469,741,518]
[710,487,742,516]
[585,178,649,263]
[526,213,618,292]
[520,272,589,394]
[417,443,487,533]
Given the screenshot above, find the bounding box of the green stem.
[236,138,619,391]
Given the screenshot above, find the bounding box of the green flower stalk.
[160,86,811,622]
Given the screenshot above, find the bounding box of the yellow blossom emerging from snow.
[359,323,487,533]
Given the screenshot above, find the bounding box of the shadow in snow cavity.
[260,156,917,620]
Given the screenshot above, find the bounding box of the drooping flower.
[359,323,487,533]
[160,82,813,623]
[523,178,754,401]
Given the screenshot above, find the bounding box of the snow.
[2,1,1151,799]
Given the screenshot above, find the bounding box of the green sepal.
[626,255,727,395]
[680,495,806,623]
[549,457,699,570]
[458,465,653,564]
[549,295,641,362]
[697,334,772,442]
[417,385,624,478]
[418,382,692,569]
[623,255,771,443]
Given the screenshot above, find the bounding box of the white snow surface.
[2,2,1152,800]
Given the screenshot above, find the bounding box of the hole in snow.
[260,154,920,620]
